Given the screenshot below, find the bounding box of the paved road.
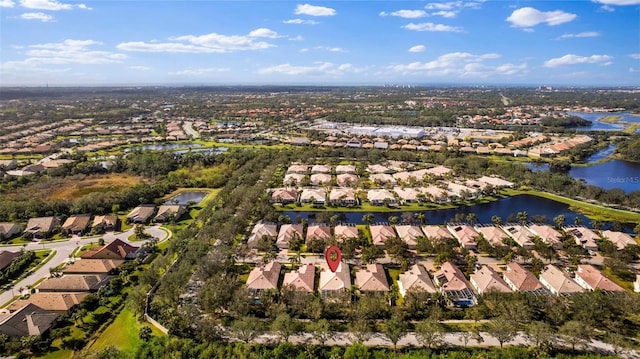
[0,225,170,307]
[251,331,637,358]
[182,121,200,139]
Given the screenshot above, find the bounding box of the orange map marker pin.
[325,246,342,272]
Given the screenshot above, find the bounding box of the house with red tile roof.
[81,238,139,260]
[355,263,389,294]
[447,224,479,250]
[394,225,423,249]
[574,264,624,292]
[470,265,512,295]
[433,262,476,307]
[539,265,584,296]
[398,264,437,297]
[334,224,359,242]
[246,261,281,297]
[283,263,315,293]
[247,222,278,249]
[369,224,397,246]
[276,224,304,249]
[502,262,548,294]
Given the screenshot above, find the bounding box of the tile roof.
[283,263,315,292]
[398,264,437,296]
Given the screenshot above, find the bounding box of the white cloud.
[423,1,483,17]
[19,0,88,10]
[128,66,150,71]
[431,10,457,18]
[558,31,600,39]
[248,28,279,38]
[294,4,336,16]
[506,7,576,29]
[594,0,640,4]
[2,39,126,73]
[544,54,613,67]
[408,45,426,53]
[289,35,304,41]
[20,11,54,21]
[316,46,347,52]
[629,53,640,59]
[381,9,427,18]
[283,18,318,25]
[403,22,462,32]
[388,52,525,79]
[118,31,275,53]
[259,62,361,76]
[1,0,15,7]
[168,68,229,76]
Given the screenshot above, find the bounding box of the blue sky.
[1,0,639,86]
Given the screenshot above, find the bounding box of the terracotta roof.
[319,262,351,292]
[334,224,358,241]
[276,224,304,248]
[448,224,478,248]
[528,224,562,247]
[503,262,546,292]
[81,238,139,260]
[369,225,396,246]
[539,265,583,295]
[601,230,636,250]
[9,292,89,313]
[394,225,423,247]
[247,222,278,248]
[433,262,472,292]
[475,226,509,246]
[421,225,454,240]
[306,225,331,241]
[355,263,389,292]
[575,264,624,292]
[470,265,512,294]
[283,263,315,292]
[246,261,281,291]
[398,264,437,296]
[62,259,123,274]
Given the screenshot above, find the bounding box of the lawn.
[84,308,164,356]
[37,349,74,359]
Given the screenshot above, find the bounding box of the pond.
[164,190,209,205]
[124,143,203,152]
[569,160,640,193]
[173,147,228,155]
[569,111,640,132]
[283,194,595,227]
[582,144,616,163]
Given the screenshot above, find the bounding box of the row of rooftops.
[247,221,636,254]
[0,239,139,338]
[245,260,626,305]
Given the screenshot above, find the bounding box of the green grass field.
[84,308,165,356]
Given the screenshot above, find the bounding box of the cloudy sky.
[1,0,639,86]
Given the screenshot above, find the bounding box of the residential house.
[421,225,454,243]
[392,171,419,184]
[91,215,118,233]
[37,274,110,292]
[334,224,359,242]
[502,262,548,294]
[366,164,390,174]
[299,188,326,205]
[433,262,476,307]
[287,164,308,174]
[574,264,624,292]
[447,224,479,250]
[565,226,599,252]
[369,224,396,246]
[24,216,60,239]
[336,173,358,187]
[310,164,331,173]
[367,189,397,206]
[154,205,186,223]
[394,225,423,249]
[501,224,535,249]
[355,263,389,295]
[282,263,315,293]
[539,265,584,295]
[271,188,298,204]
[0,159,17,170]
[319,262,351,300]
[0,303,59,337]
[62,259,123,275]
[306,224,331,243]
[246,261,281,298]
[528,224,563,249]
[418,185,450,203]
[475,225,510,247]
[329,188,357,206]
[369,173,397,186]
[0,250,20,271]
[276,224,304,249]
[0,222,21,240]
[398,264,437,297]
[447,183,478,199]
[393,187,421,204]
[310,173,332,186]
[283,173,305,187]
[126,205,156,224]
[425,165,452,177]
[81,238,139,260]
[601,230,637,250]
[8,292,89,314]
[476,176,514,188]
[335,165,356,174]
[470,265,512,295]
[61,215,91,235]
[247,222,278,249]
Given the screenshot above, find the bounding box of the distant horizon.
[1,1,639,86]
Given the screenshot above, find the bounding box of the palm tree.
[362,214,374,225]
[491,215,502,226]
[517,211,529,225]
[414,212,426,224]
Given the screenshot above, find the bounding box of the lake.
[570,160,640,193]
[569,111,640,132]
[124,143,203,152]
[283,194,595,227]
[164,190,209,205]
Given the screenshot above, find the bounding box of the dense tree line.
[616,134,640,162]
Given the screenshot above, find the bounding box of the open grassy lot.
[84,308,165,356]
[505,189,640,223]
